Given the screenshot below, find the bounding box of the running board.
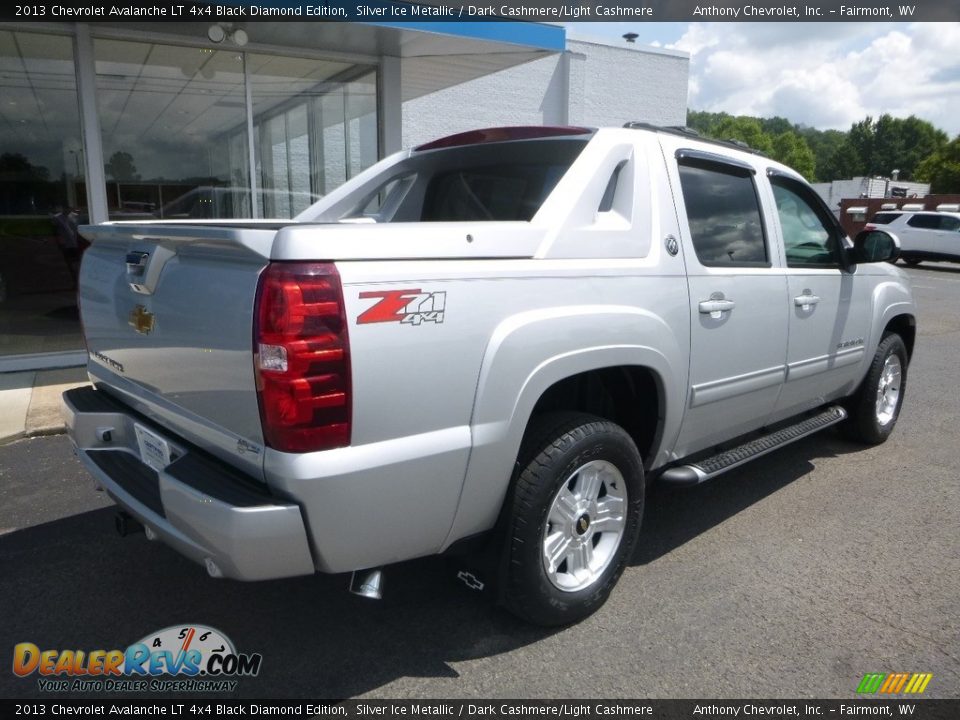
[659,406,848,487]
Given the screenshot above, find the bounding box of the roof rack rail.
[622,121,768,157]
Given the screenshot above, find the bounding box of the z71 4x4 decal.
[357,289,446,326]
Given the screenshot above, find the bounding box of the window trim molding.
[676,148,756,174]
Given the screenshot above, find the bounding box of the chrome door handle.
[698,299,736,318]
[794,294,821,310]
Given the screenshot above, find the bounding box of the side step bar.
[659,406,848,487]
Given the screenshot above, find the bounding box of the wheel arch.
[883,313,916,361]
[527,365,665,473]
[441,304,686,551]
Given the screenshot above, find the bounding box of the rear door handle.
[794,294,821,311]
[698,298,736,318]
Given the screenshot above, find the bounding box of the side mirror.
[852,229,900,264]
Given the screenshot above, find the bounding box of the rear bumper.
[62,386,316,581]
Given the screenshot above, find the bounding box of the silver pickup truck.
[64,124,915,626]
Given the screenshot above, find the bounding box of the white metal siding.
[400,40,689,149]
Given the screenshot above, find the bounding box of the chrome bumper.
[62,386,315,581]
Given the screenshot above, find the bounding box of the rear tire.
[842,333,908,445]
[500,413,644,626]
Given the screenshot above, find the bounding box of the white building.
[812,176,930,211]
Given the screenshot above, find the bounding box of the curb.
[0,425,68,447]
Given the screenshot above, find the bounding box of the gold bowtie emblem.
[129,305,155,335]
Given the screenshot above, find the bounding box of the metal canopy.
[88,20,564,101]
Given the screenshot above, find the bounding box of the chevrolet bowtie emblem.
[129,305,155,335]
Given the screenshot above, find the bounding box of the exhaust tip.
[114,511,143,537]
[349,568,384,600]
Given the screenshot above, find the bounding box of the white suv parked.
[867,210,960,265]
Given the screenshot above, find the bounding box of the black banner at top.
[3,0,959,22]
[1,700,960,719]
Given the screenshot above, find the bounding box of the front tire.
[500,413,644,626]
[843,333,908,445]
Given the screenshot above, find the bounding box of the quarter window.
[677,161,768,267]
[906,214,941,230]
[771,179,842,268]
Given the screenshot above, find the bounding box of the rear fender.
[441,305,685,548]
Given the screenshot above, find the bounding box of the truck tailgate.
[78,223,280,480]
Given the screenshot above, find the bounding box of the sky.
[565,22,960,137]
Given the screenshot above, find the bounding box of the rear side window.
[941,216,960,231]
[870,212,902,225]
[906,214,941,230]
[678,161,768,267]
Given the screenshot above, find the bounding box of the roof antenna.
[623,33,639,43]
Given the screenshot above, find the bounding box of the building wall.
[813,177,931,211]
[401,40,689,149]
[566,40,689,128]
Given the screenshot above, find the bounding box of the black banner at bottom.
[1,699,958,720]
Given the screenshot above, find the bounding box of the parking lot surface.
[1,263,958,700]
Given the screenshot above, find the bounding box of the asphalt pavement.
[0,263,958,700]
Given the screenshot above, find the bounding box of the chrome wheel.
[875,354,902,426]
[542,459,627,592]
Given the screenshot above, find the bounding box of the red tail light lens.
[254,262,351,453]
[864,224,877,231]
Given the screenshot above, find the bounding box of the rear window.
[336,139,588,223]
[870,212,902,225]
[422,164,569,222]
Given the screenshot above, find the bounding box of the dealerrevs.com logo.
[13,625,262,693]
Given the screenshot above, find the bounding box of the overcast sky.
[567,22,960,136]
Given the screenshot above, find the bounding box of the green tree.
[825,141,863,181]
[105,151,140,182]
[760,116,795,137]
[898,115,949,180]
[843,114,946,180]
[686,110,730,137]
[712,116,774,155]
[683,110,950,183]
[915,135,960,193]
[771,132,816,180]
[800,128,848,181]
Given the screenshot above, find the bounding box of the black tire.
[902,257,921,266]
[842,333,908,445]
[500,412,644,626]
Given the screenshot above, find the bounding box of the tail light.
[254,262,351,453]
[864,224,877,231]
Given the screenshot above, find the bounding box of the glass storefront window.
[93,42,379,222]
[0,31,86,357]
[247,53,378,218]
[1,31,380,364]
[94,39,250,220]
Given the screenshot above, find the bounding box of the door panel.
[680,271,789,454]
[660,140,789,458]
[767,175,870,421]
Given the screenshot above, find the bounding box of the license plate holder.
[134,424,172,472]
